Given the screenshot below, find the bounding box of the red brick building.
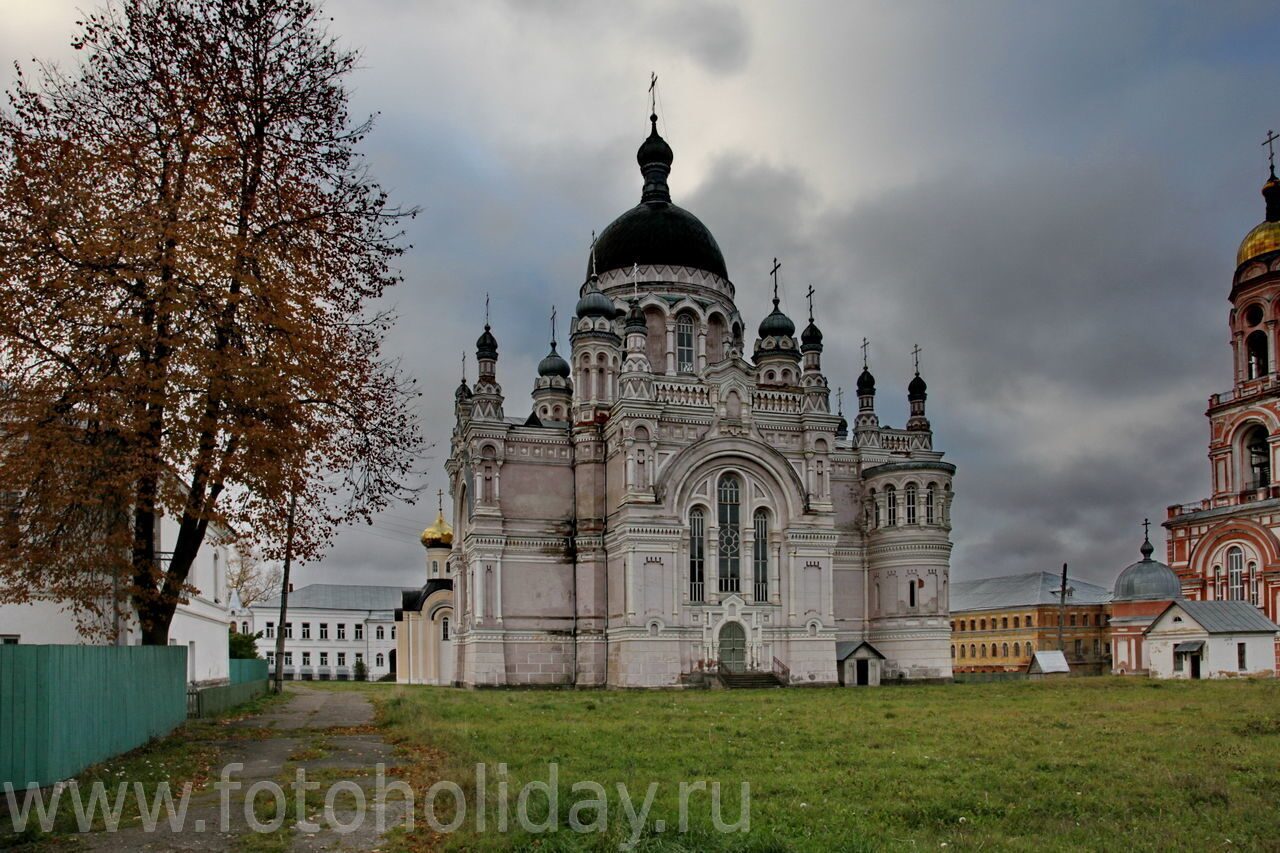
[1163,165,1280,673]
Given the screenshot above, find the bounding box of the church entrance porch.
[718,622,746,673]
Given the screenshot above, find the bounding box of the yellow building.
[950,572,1112,675]
[395,505,456,685]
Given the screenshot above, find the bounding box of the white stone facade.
[445,116,955,688]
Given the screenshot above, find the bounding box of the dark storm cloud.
[6,1,1278,589]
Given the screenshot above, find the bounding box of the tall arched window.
[905,483,918,524]
[689,507,706,602]
[886,485,898,526]
[441,617,450,641]
[959,644,966,659]
[752,508,769,601]
[908,578,917,608]
[1013,642,1020,656]
[1214,564,1223,599]
[375,653,384,668]
[926,483,937,524]
[676,314,695,372]
[1228,546,1244,600]
[376,625,385,640]
[870,489,880,528]
[717,475,741,593]
[1002,643,1009,657]
[1244,426,1271,491]
[1246,329,1269,379]
[1249,561,1260,605]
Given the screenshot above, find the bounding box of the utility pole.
[273,487,298,694]
[1057,562,1069,653]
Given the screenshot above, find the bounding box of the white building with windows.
[1144,599,1278,679]
[445,107,956,687]
[248,584,403,681]
[0,512,237,686]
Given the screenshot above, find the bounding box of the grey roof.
[1028,650,1070,673]
[256,583,414,613]
[1150,600,1280,635]
[1113,545,1182,602]
[835,641,885,661]
[1173,640,1205,654]
[951,572,1111,613]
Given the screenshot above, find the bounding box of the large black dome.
[588,114,729,281]
[591,203,728,281]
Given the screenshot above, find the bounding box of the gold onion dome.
[419,511,453,549]
[1237,171,1280,267]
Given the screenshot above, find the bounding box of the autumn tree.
[0,0,421,643]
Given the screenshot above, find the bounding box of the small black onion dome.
[800,320,823,352]
[576,286,616,319]
[836,415,848,438]
[455,379,472,400]
[758,299,795,339]
[637,114,673,169]
[475,324,498,359]
[857,367,876,394]
[908,373,927,401]
[625,299,647,331]
[537,343,570,378]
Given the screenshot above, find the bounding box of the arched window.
[926,483,936,524]
[870,489,880,528]
[1246,330,1269,379]
[676,314,695,372]
[1026,640,1035,654]
[959,644,966,659]
[376,653,384,668]
[886,485,898,525]
[752,508,769,601]
[1013,642,1020,657]
[1228,546,1244,600]
[689,507,706,602]
[950,645,955,658]
[1013,616,1020,628]
[1001,643,1009,657]
[717,475,741,593]
[1244,426,1271,491]
[908,578,917,608]
[980,644,987,658]
[1214,564,1223,599]
[980,618,987,630]
[441,617,450,641]
[969,644,976,658]
[1249,561,1260,605]
[376,625,385,640]
[241,621,249,634]
[905,482,918,524]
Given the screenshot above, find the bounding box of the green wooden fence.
[229,658,268,685]
[188,678,268,718]
[0,645,188,789]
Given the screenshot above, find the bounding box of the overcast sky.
[4,1,1278,590]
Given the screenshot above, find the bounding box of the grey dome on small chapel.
[758,298,796,339]
[1113,531,1183,602]
[587,114,729,281]
[575,284,616,319]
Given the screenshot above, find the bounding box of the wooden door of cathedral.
[719,623,746,673]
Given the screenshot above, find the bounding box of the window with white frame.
[1228,546,1244,600]
[752,508,769,601]
[355,624,364,641]
[926,483,936,524]
[319,623,328,640]
[905,483,918,524]
[376,625,385,641]
[301,622,311,640]
[886,485,898,526]
[337,623,346,640]
[265,622,275,638]
[676,314,695,372]
[717,474,741,593]
[689,507,706,602]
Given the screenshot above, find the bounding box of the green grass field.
[366,677,1280,851]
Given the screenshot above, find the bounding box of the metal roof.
[256,583,414,613]
[836,641,885,661]
[1173,640,1205,654]
[1028,650,1070,673]
[1149,600,1280,635]
[951,572,1111,613]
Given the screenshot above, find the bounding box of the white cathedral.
[439,111,956,688]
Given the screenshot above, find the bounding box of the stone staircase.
[719,670,784,689]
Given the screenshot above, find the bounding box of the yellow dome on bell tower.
[419,510,453,549]
[1237,169,1280,268]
